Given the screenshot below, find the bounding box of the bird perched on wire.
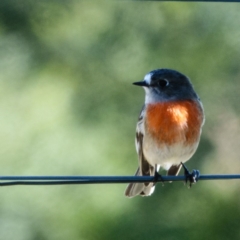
[125,69,204,198]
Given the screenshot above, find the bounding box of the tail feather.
[125,168,155,198]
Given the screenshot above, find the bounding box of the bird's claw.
[181,162,200,187]
[154,172,164,186]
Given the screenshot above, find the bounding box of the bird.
[125,69,204,198]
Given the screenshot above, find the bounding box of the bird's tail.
[125,167,156,198]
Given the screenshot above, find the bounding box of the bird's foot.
[181,162,200,187]
[153,172,164,186]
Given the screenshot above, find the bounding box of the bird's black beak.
[133,80,149,87]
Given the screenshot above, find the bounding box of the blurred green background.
[0,1,240,239]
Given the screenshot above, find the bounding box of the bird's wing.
[135,105,155,177]
[125,106,156,197]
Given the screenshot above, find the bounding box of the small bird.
[125,69,204,197]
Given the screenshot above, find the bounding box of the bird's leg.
[181,162,200,187]
[153,168,164,186]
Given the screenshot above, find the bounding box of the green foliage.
[1,1,240,239]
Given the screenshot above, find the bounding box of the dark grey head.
[133,69,199,104]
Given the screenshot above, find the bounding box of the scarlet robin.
[125,69,204,197]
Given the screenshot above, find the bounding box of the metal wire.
[147,0,240,2]
[0,174,240,186]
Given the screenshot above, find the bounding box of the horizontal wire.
[148,0,240,2]
[0,174,240,186]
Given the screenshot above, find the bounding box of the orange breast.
[145,100,204,145]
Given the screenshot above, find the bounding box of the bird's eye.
[157,79,169,88]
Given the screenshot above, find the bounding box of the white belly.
[143,135,199,170]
